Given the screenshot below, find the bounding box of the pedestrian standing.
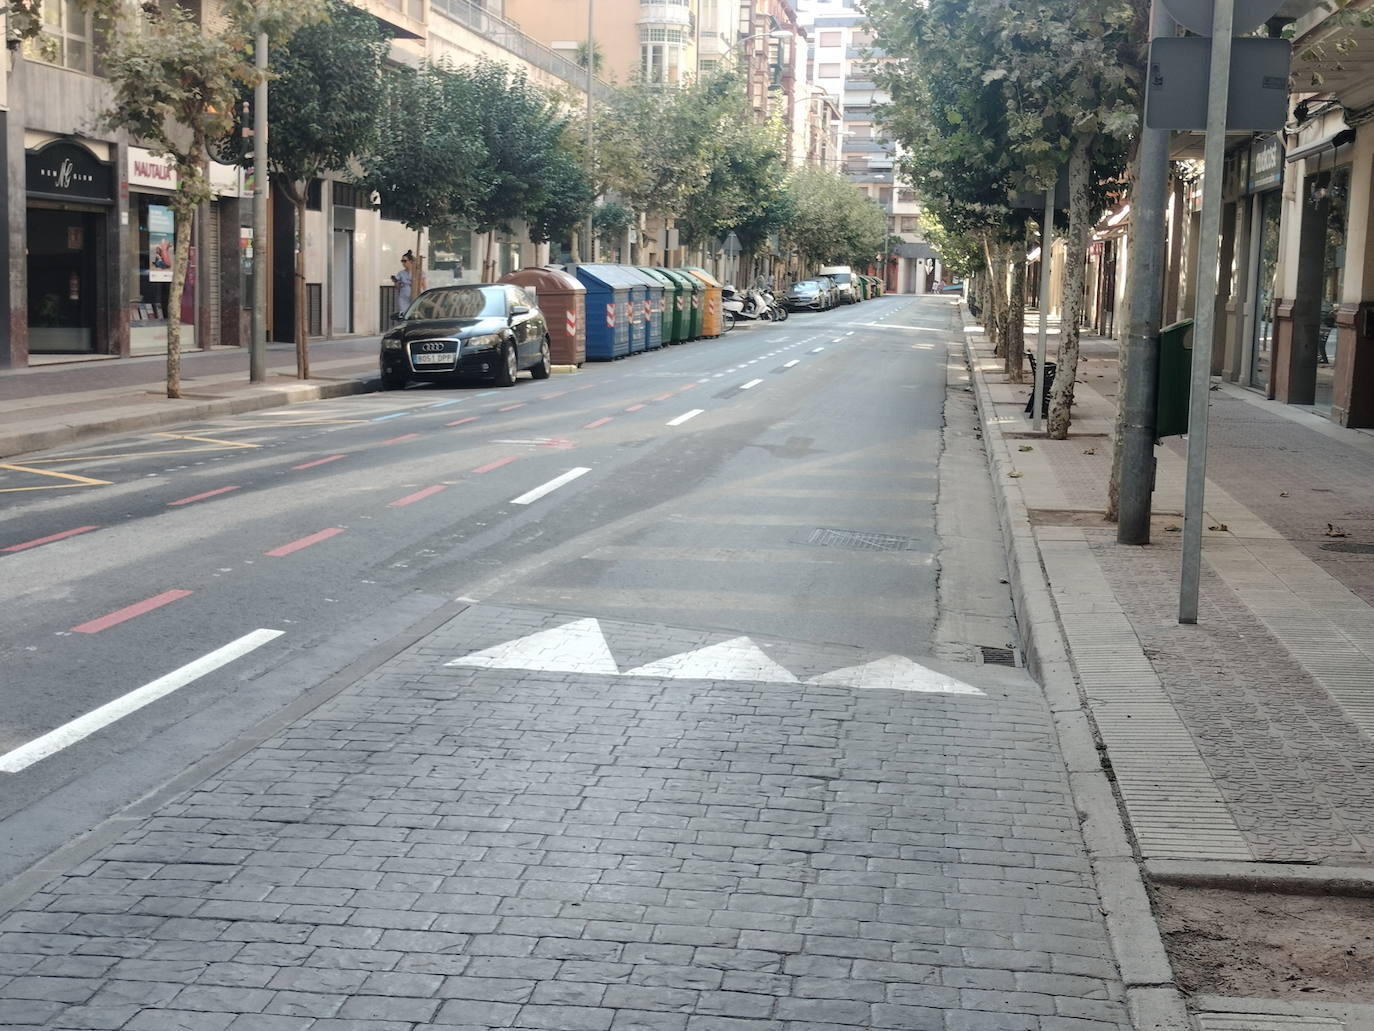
[392,251,415,315]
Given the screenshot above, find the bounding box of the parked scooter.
[723,286,787,322]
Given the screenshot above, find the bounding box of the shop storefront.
[126,147,242,355]
[25,139,116,355]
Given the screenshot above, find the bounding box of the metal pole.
[1179,0,1234,624]
[1118,0,1175,544]
[250,31,268,383]
[1033,186,1053,433]
[583,0,595,264]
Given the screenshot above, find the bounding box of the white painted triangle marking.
[808,655,984,695]
[445,618,619,675]
[624,637,798,683]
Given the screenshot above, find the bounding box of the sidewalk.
[0,340,383,460]
[963,307,1374,1028]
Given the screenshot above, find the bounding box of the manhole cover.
[805,528,919,552]
[1320,541,1374,554]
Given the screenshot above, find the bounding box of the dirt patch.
[1155,885,1374,1001]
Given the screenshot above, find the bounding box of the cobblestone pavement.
[0,605,1130,1031]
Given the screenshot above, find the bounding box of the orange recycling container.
[682,266,724,338]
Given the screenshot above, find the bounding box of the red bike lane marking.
[3,526,100,553]
[389,485,448,508]
[584,417,613,429]
[624,404,646,412]
[382,434,419,445]
[499,403,525,412]
[293,454,346,470]
[472,457,516,474]
[265,528,345,557]
[72,589,193,634]
[447,416,479,427]
[168,486,241,507]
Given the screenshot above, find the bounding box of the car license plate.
[413,353,453,365]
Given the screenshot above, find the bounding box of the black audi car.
[379,284,552,389]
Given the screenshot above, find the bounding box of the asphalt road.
[0,295,967,883]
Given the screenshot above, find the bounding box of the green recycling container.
[1155,319,1193,439]
[654,268,687,342]
[674,269,705,339]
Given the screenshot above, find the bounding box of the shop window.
[128,195,196,351]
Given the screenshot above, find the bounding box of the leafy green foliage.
[783,167,888,269]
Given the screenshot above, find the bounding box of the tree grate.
[805,528,920,552]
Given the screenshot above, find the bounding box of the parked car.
[379,284,552,390]
[783,279,831,312]
[814,275,839,309]
[818,265,858,303]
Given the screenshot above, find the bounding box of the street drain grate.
[979,646,1019,667]
[1320,540,1374,554]
[806,528,919,552]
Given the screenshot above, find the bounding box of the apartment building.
[802,0,935,292]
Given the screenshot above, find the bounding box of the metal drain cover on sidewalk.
[806,527,919,551]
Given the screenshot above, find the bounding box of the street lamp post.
[251,30,268,383]
[583,0,595,264]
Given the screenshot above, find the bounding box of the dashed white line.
[740,379,763,390]
[511,467,591,506]
[783,360,799,368]
[0,629,285,773]
[667,409,704,427]
[811,347,825,353]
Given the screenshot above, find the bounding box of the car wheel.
[380,368,406,390]
[493,341,518,387]
[531,338,552,380]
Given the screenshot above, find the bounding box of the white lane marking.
[740,379,763,390]
[0,629,285,774]
[783,360,800,368]
[625,638,798,683]
[447,618,618,675]
[511,467,591,506]
[811,347,825,353]
[809,656,984,695]
[666,409,704,426]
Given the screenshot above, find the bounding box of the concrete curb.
[956,305,1191,1031]
[0,373,377,460]
[1149,859,1374,897]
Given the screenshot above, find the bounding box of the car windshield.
[792,282,819,293]
[831,273,851,284]
[405,286,505,321]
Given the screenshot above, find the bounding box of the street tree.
[595,73,740,260]
[465,61,589,279]
[865,0,1142,434]
[224,0,389,379]
[783,167,887,271]
[354,64,488,300]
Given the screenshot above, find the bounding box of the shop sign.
[1248,135,1283,193]
[129,146,241,196]
[148,205,174,283]
[128,147,177,191]
[26,140,114,203]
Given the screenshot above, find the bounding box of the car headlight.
[463,333,502,352]
[382,336,403,350]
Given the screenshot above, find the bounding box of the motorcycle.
[721,286,772,321]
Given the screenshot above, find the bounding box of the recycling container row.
[497,264,728,365]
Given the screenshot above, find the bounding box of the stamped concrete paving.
[0,605,1129,1030]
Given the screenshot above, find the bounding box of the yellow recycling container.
[682,266,724,338]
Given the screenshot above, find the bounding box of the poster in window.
[148,204,174,283]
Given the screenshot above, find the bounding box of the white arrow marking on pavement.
[0,629,285,774]
[511,467,590,505]
[446,618,619,675]
[666,409,704,426]
[624,637,798,683]
[808,655,984,695]
[740,379,763,390]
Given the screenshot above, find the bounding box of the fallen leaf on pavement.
[1208,523,1228,532]
[1018,445,1033,452]
[1326,523,1348,537]
[1165,524,1181,532]
[1082,447,1096,455]
[1280,491,1289,497]
[1008,470,1023,478]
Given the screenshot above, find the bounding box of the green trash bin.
[1155,319,1193,438]
[674,269,705,339]
[655,268,688,342]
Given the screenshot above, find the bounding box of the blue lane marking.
[474,390,500,398]
[372,412,408,422]
[428,399,463,408]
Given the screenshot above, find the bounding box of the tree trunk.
[1106,139,1145,522]
[1047,133,1094,440]
[164,201,194,400]
[981,235,1005,357]
[294,189,309,380]
[1006,229,1027,381]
